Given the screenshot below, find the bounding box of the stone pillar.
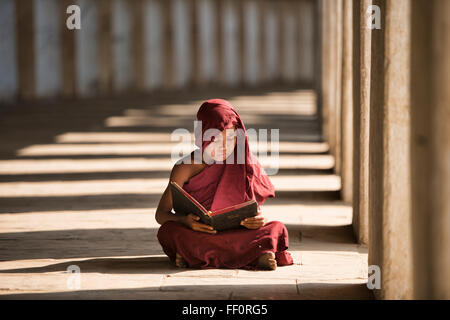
[352,0,371,245]
[34,0,62,98]
[0,0,18,102]
[112,0,133,93]
[334,0,343,175]
[320,0,331,145]
[258,0,268,84]
[131,0,145,92]
[276,1,286,84]
[340,0,353,202]
[161,0,174,89]
[61,0,77,97]
[280,0,292,84]
[15,0,36,99]
[236,0,245,85]
[75,0,99,96]
[298,0,315,84]
[215,0,224,85]
[313,0,321,96]
[326,0,338,162]
[368,0,413,299]
[188,0,201,87]
[98,0,113,95]
[410,0,450,300]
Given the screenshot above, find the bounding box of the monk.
[156,99,294,270]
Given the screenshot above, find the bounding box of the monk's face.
[206,126,237,161]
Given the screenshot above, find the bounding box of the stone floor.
[0,87,373,299]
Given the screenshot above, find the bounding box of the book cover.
[169,181,258,231]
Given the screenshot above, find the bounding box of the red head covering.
[192,98,275,211]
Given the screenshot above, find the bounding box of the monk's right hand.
[180,214,217,234]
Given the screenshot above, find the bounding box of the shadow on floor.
[0,188,342,214]
[0,167,332,183]
[285,224,357,245]
[0,194,162,213]
[0,223,363,264]
[0,84,320,158]
[0,282,374,300]
[0,228,161,261]
[0,256,180,275]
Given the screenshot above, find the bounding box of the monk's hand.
[240,215,267,229]
[181,213,217,234]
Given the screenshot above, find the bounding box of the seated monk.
[155,98,294,270]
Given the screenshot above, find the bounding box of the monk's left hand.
[240,215,267,229]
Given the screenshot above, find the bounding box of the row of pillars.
[321,0,450,299]
[4,0,317,101]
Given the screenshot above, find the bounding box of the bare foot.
[257,251,277,270]
[175,252,187,268]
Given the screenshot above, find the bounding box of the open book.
[169,181,258,232]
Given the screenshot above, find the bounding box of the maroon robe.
[157,99,294,270]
